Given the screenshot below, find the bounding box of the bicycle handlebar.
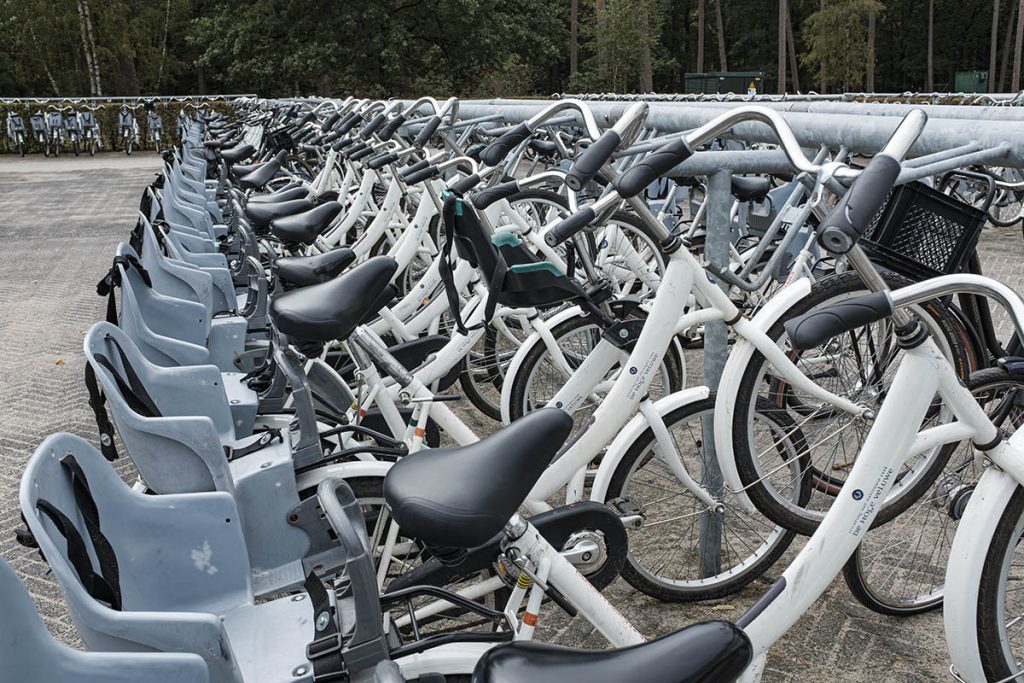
[472,180,521,210]
[817,109,927,254]
[358,112,388,139]
[547,105,927,249]
[566,102,648,191]
[413,115,442,148]
[378,113,406,141]
[545,208,596,246]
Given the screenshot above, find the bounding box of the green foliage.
[0,0,1011,99]
[802,0,884,91]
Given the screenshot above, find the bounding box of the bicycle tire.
[605,395,807,601]
[843,366,1023,616]
[506,311,684,430]
[977,483,1024,679]
[731,270,970,535]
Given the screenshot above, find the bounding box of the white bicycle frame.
[513,242,862,513]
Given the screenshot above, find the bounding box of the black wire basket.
[861,180,987,282]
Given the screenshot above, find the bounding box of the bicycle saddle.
[270,255,398,342]
[238,150,286,190]
[220,143,255,164]
[528,139,559,157]
[276,247,356,289]
[473,620,752,683]
[382,408,573,549]
[270,201,343,245]
[245,198,314,230]
[249,184,306,204]
[231,161,263,176]
[730,175,771,203]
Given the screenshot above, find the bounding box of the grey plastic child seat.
[138,214,217,312]
[83,321,333,596]
[114,242,246,372]
[20,433,318,683]
[0,556,209,682]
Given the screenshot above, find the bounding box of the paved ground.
[0,152,1022,680]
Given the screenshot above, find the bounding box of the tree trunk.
[76,0,97,95]
[866,6,876,92]
[819,0,827,93]
[1014,0,1024,90]
[774,0,782,94]
[697,0,705,72]
[1001,0,1018,89]
[786,3,800,92]
[640,0,653,91]
[157,0,172,91]
[926,0,934,91]
[596,0,607,83]
[991,0,1002,92]
[81,0,102,96]
[570,0,579,77]
[714,0,728,71]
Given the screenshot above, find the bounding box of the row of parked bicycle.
[8,94,1024,682]
[3,104,187,157]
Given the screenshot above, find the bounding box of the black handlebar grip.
[479,122,531,167]
[336,113,362,135]
[784,292,894,350]
[378,113,407,141]
[365,152,399,170]
[472,180,521,210]
[359,112,387,139]
[349,145,375,161]
[403,165,439,185]
[544,207,597,247]
[343,141,368,158]
[321,131,342,145]
[323,111,341,130]
[817,154,901,255]
[297,111,315,126]
[332,136,357,151]
[612,137,695,199]
[566,130,621,191]
[413,116,443,149]
[402,159,430,177]
[448,173,481,196]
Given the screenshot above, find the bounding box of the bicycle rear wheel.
[843,366,1023,616]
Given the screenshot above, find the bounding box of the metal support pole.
[698,168,732,577]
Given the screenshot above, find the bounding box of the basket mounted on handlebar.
[861,180,987,281]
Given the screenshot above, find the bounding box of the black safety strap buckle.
[306,632,343,662]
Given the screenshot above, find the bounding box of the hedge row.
[0,100,235,154]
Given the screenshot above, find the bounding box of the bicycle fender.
[499,305,586,425]
[713,277,813,513]
[294,460,394,493]
[945,434,1024,682]
[588,387,711,502]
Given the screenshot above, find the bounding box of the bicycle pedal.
[608,497,646,528]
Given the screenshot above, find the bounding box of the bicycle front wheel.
[977,483,1024,680]
[844,365,1024,616]
[731,270,970,535]
[506,311,683,433]
[605,395,807,601]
